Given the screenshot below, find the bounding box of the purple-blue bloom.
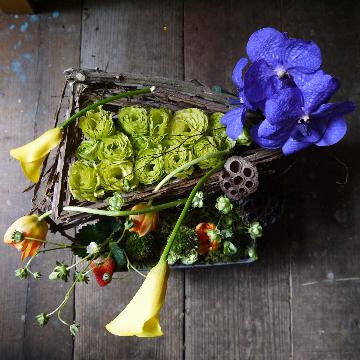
[244,28,322,108]
[220,58,248,140]
[251,71,355,154]
[220,27,355,154]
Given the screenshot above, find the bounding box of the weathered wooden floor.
[0,1,359,359]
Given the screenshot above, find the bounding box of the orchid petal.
[282,137,312,155]
[251,123,287,149]
[292,70,339,113]
[244,60,281,104]
[232,58,248,90]
[282,39,322,73]
[316,117,347,146]
[221,106,246,140]
[246,27,287,65]
[312,101,355,119]
[264,87,303,125]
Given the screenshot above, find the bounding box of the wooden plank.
[74,1,185,359]
[0,3,81,359]
[183,1,293,359]
[281,1,360,359]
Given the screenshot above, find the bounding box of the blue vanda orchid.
[251,71,355,154]
[244,27,322,107]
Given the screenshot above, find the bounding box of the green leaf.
[72,217,122,258]
[110,242,127,269]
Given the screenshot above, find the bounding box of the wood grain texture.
[281,1,360,359]
[183,1,292,359]
[74,1,185,359]
[0,3,81,359]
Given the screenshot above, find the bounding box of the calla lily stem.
[160,161,225,261]
[62,198,186,217]
[59,87,155,129]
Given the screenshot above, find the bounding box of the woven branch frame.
[31,68,282,232]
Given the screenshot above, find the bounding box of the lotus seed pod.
[219,156,259,200]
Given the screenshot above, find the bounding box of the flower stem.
[63,198,186,217]
[160,162,224,261]
[58,87,155,129]
[154,150,229,193]
[67,254,91,271]
[38,211,52,222]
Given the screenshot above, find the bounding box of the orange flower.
[4,215,48,261]
[129,203,159,237]
[195,222,219,255]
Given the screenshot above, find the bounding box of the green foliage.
[110,242,127,269]
[79,106,114,140]
[167,226,198,265]
[106,192,125,211]
[125,233,159,262]
[49,261,70,282]
[72,217,121,258]
[35,313,49,327]
[236,127,252,146]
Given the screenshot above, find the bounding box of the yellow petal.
[10,128,62,163]
[10,128,62,182]
[106,259,169,337]
[20,157,45,183]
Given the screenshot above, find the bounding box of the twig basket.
[31,68,282,240]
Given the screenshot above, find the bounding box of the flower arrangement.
[4,28,354,338]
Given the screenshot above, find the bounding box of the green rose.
[76,140,99,162]
[208,112,235,151]
[164,145,194,178]
[117,106,149,136]
[193,136,222,169]
[134,147,165,185]
[149,108,172,142]
[68,161,101,202]
[168,108,208,146]
[97,133,133,162]
[98,160,137,192]
[79,106,114,140]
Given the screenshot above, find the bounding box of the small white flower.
[86,242,99,255]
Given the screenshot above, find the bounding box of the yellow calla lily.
[10,128,63,183]
[106,259,169,337]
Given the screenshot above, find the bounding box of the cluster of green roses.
[69,105,235,202]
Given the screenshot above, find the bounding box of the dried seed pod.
[219,156,259,200]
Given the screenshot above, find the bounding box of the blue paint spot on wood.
[10,59,26,84]
[9,24,16,30]
[29,15,39,23]
[20,22,29,33]
[52,11,60,18]
[13,40,22,50]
